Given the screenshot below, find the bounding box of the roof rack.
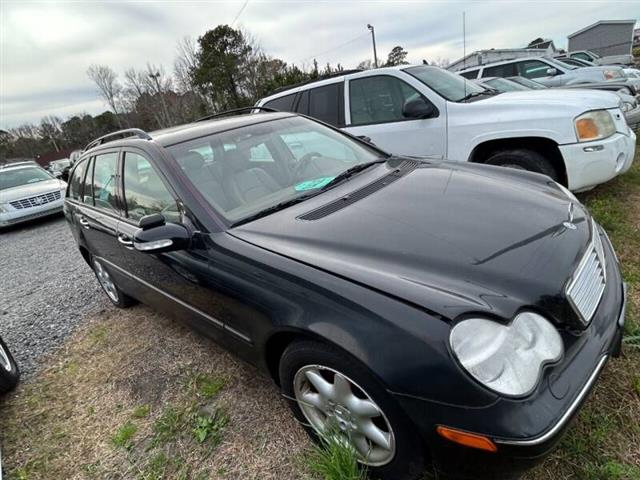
[84,128,152,152]
[195,106,278,122]
[270,69,363,95]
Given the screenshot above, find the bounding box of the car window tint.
[518,60,552,79]
[81,157,95,204]
[123,152,178,223]
[92,152,119,212]
[263,93,297,112]
[460,70,479,79]
[69,158,88,200]
[296,90,309,115]
[483,63,517,78]
[349,75,425,126]
[308,83,341,126]
[280,131,358,161]
[572,52,590,61]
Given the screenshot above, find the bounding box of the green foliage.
[132,404,151,419]
[192,410,229,445]
[112,421,138,450]
[305,433,366,480]
[151,407,186,447]
[189,373,225,399]
[385,45,409,66]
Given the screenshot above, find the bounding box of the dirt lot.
[1,152,639,480]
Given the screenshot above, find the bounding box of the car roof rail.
[195,106,279,122]
[270,69,363,95]
[84,128,152,151]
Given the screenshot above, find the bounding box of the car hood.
[230,160,590,325]
[0,179,65,203]
[482,89,620,110]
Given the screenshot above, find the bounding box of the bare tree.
[87,64,123,127]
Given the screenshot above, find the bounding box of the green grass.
[132,404,151,419]
[304,431,366,480]
[192,410,229,445]
[112,421,138,450]
[151,406,187,447]
[187,372,226,399]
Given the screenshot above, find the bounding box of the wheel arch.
[78,245,91,266]
[468,136,568,186]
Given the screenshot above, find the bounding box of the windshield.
[167,116,386,223]
[483,78,529,92]
[507,76,547,89]
[403,65,485,102]
[0,166,53,190]
[544,57,576,70]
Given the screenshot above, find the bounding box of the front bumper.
[0,200,64,227]
[560,130,636,192]
[393,237,626,479]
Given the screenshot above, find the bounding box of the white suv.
[257,65,636,191]
[0,163,67,228]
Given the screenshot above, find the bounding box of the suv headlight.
[575,110,616,142]
[450,312,563,396]
[603,70,621,80]
[0,204,7,213]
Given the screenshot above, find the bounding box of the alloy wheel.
[93,259,119,303]
[0,341,12,372]
[293,364,396,466]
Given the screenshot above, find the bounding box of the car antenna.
[463,11,467,101]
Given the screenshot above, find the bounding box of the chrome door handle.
[117,234,134,249]
[78,217,90,229]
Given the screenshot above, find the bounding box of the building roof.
[568,19,636,39]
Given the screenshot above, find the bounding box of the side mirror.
[402,97,435,119]
[134,214,190,253]
[357,135,376,146]
[546,67,558,76]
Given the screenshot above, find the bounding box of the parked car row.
[257,65,636,191]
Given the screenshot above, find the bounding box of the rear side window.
[92,152,119,212]
[123,152,178,223]
[68,158,87,200]
[483,63,517,78]
[460,70,479,79]
[263,93,297,112]
[308,83,343,127]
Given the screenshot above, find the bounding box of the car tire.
[279,340,427,480]
[485,149,559,181]
[91,257,135,308]
[0,336,20,394]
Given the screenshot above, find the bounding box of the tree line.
[1,25,410,162]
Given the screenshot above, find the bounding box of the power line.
[231,0,249,26]
[296,32,370,64]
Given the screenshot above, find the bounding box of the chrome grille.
[9,190,61,210]
[566,220,607,325]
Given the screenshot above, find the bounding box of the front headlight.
[574,110,616,142]
[603,70,621,80]
[450,312,563,396]
[0,204,7,213]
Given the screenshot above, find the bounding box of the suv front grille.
[566,219,607,325]
[10,190,61,210]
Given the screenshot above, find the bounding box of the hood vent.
[298,159,419,221]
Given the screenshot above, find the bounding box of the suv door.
[344,73,446,157]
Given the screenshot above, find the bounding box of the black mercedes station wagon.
[64,109,626,480]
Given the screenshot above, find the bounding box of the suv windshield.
[0,166,53,190]
[483,78,529,92]
[403,65,486,102]
[167,116,386,224]
[544,57,576,70]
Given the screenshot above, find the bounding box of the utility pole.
[148,72,172,127]
[367,24,378,68]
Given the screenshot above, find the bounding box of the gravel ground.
[0,214,110,377]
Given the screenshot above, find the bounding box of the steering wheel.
[294,152,323,179]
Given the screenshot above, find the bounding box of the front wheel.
[279,340,426,480]
[0,336,20,393]
[485,148,559,181]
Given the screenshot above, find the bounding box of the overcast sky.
[1,0,638,128]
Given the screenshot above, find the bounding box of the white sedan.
[0,162,67,228]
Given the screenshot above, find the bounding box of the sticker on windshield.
[294,176,335,191]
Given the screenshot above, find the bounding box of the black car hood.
[230,160,590,324]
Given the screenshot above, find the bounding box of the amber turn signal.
[575,118,599,141]
[436,426,498,453]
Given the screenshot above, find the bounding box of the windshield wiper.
[232,193,318,227]
[319,159,387,191]
[459,90,495,102]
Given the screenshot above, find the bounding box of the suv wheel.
[279,340,426,480]
[485,148,559,181]
[92,258,135,308]
[0,336,20,393]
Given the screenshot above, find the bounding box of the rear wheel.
[0,336,20,393]
[485,148,559,181]
[92,257,135,308]
[279,340,426,480]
